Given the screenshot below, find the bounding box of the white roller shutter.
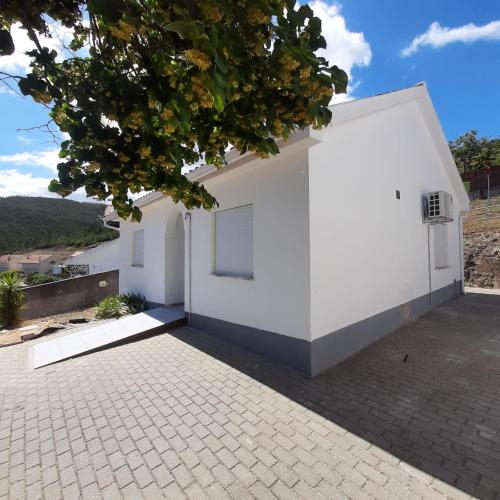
[214,204,253,278]
[433,224,448,269]
[133,230,144,266]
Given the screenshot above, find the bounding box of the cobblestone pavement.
[1,292,499,499]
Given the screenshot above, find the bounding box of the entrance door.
[165,212,185,305]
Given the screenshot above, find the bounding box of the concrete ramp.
[32,306,185,369]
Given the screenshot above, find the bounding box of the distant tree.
[449,130,495,175]
[0,0,348,221]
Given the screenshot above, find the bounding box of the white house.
[0,254,53,274]
[103,84,469,377]
[64,239,119,275]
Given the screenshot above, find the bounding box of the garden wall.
[21,270,119,320]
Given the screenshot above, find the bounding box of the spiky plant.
[0,271,25,327]
[95,296,130,319]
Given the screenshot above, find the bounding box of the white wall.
[119,198,184,304]
[309,100,462,340]
[187,148,311,341]
[65,239,119,275]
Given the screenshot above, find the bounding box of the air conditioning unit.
[424,191,453,223]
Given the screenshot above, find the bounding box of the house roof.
[0,254,52,265]
[16,254,52,264]
[104,83,469,221]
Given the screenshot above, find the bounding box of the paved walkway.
[1,292,499,499]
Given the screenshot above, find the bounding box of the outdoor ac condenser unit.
[424,191,453,223]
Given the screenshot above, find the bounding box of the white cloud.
[0,169,53,197]
[402,20,500,57]
[16,135,33,145]
[0,85,18,96]
[0,149,60,173]
[0,22,77,73]
[0,169,88,201]
[309,0,372,100]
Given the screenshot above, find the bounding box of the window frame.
[433,223,449,270]
[212,203,254,280]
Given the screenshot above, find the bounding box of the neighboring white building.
[0,254,53,274]
[64,239,119,275]
[103,84,469,377]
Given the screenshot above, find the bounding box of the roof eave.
[104,127,318,221]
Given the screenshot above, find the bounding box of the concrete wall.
[65,239,119,275]
[20,259,52,275]
[118,198,184,305]
[21,270,118,320]
[308,99,463,343]
[187,147,311,341]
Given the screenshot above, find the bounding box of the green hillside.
[0,196,118,253]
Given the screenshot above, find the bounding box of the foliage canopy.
[449,130,495,175]
[0,0,347,220]
[0,196,117,253]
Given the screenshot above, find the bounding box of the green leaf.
[18,75,46,96]
[204,75,225,112]
[0,29,14,56]
[87,0,123,23]
[165,21,206,41]
[330,65,348,94]
[296,5,314,26]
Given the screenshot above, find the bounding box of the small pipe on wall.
[184,212,192,326]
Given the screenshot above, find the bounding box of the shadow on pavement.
[171,292,500,499]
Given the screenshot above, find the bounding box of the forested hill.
[0,196,118,253]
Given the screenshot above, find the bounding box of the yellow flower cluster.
[160,109,173,120]
[191,75,213,108]
[87,161,101,172]
[110,21,136,42]
[300,66,312,80]
[185,49,212,71]
[200,2,223,22]
[280,54,300,71]
[127,111,144,130]
[53,109,66,124]
[247,8,270,25]
[32,91,52,104]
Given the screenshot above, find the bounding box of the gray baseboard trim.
[146,301,164,310]
[189,313,311,374]
[188,281,461,378]
[310,280,462,377]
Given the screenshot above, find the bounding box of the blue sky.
[0,0,499,198]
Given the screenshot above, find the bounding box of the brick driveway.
[1,291,499,500]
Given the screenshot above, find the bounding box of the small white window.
[214,204,253,278]
[132,230,144,267]
[433,224,448,269]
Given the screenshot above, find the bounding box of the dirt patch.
[463,195,500,289]
[0,306,98,347]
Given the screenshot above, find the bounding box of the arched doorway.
[165,211,185,306]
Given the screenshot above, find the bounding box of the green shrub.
[95,296,130,319]
[0,271,25,327]
[120,292,147,314]
[25,273,57,286]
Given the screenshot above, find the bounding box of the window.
[214,204,253,278]
[132,230,144,267]
[433,224,448,269]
